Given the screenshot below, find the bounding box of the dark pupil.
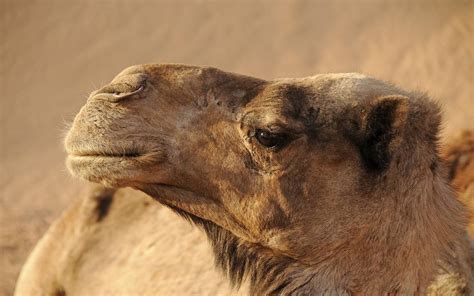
[256,130,284,148]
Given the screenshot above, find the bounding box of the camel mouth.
[66,146,145,161]
[68,151,142,158]
[65,140,154,160]
[66,148,163,164]
[66,145,166,187]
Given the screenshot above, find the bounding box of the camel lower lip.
[66,150,164,167]
[66,155,141,169]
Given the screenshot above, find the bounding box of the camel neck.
[162,174,470,295]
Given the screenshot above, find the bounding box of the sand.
[1,0,473,295]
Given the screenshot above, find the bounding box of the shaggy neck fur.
[170,206,319,295]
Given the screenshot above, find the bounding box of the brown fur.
[442,130,474,236]
[16,64,473,295]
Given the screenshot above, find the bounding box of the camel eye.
[255,129,287,149]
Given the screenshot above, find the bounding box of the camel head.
[65,64,467,293]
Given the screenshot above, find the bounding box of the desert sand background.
[1,0,473,295]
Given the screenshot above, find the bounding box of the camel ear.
[359,95,409,170]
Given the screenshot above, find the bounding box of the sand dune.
[1,1,472,295]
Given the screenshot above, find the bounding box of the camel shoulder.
[14,186,149,296]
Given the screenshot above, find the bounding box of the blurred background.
[1,0,472,295]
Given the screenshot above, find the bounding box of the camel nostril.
[90,73,148,103]
[110,85,145,99]
[93,83,146,103]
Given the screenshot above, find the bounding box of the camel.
[15,64,473,295]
